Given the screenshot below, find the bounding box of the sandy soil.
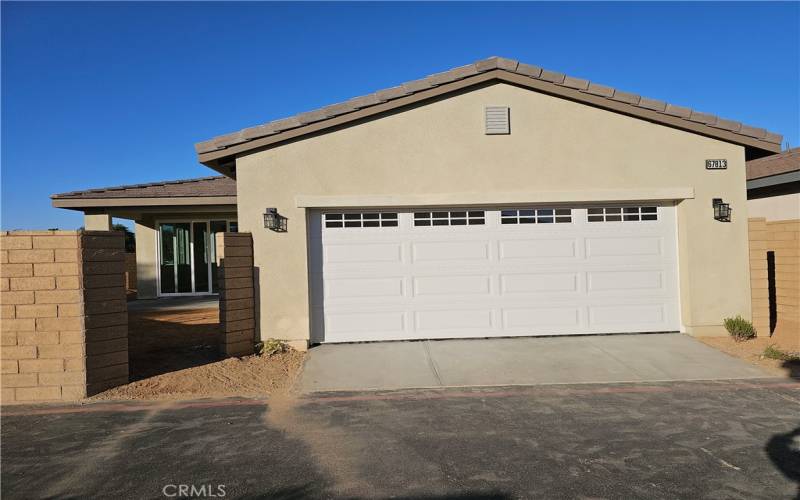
[698,336,800,378]
[91,307,306,401]
[128,308,222,380]
[92,350,305,401]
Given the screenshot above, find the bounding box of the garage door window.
[414,210,485,226]
[325,212,398,228]
[501,208,572,224]
[587,206,658,222]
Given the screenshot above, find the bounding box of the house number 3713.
[705,159,728,169]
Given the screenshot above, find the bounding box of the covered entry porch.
[51,176,238,299]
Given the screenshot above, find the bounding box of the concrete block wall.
[216,232,256,357]
[1,230,128,403]
[748,218,800,350]
[749,218,770,336]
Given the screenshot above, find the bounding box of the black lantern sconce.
[712,198,731,222]
[263,208,288,232]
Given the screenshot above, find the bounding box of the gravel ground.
[698,336,800,378]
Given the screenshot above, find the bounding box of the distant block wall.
[749,218,800,350]
[216,232,255,357]
[124,252,137,293]
[1,230,128,404]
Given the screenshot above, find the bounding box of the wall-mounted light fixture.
[263,208,288,232]
[712,198,731,222]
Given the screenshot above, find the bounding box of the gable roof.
[196,56,783,168]
[51,176,237,210]
[746,147,800,180]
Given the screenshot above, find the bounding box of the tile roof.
[51,176,236,200]
[746,147,800,180]
[196,56,783,157]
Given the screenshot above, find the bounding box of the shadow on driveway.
[766,426,800,499]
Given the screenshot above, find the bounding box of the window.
[501,208,572,224]
[325,212,398,228]
[414,211,485,226]
[587,206,658,222]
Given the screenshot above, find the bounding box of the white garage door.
[309,205,681,343]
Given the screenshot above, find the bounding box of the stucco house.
[52,56,786,349]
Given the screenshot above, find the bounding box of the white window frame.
[413,210,486,227]
[155,218,237,297]
[500,208,573,224]
[586,206,659,223]
[323,211,399,229]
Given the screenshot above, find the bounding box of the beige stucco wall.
[747,193,800,221]
[235,82,752,344]
[133,213,237,299]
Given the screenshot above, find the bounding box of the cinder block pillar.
[0,230,128,404]
[80,231,129,395]
[216,232,255,357]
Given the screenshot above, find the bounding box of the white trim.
[296,188,695,208]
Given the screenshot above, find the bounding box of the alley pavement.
[2,379,799,499]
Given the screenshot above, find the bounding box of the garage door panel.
[586,237,663,257]
[587,270,664,292]
[503,307,581,328]
[325,243,402,263]
[412,241,489,262]
[500,273,579,294]
[325,277,404,299]
[415,309,494,331]
[589,304,666,326]
[312,206,681,342]
[412,275,490,296]
[326,311,405,335]
[499,239,577,259]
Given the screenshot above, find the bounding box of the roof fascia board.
[746,170,800,190]
[51,196,237,209]
[198,70,780,164]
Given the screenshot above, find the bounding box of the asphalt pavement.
[2,379,799,499]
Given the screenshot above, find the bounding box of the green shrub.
[723,315,756,342]
[764,344,800,361]
[255,339,290,357]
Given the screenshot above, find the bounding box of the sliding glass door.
[158,220,236,295]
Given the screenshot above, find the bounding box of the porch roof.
[51,176,237,211]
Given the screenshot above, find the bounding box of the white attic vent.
[485,106,510,135]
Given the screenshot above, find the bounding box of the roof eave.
[51,196,237,210]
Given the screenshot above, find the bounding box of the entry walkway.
[127,296,219,312]
[298,333,771,393]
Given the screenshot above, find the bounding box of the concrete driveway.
[298,333,770,392]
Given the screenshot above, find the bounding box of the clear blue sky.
[2,1,798,230]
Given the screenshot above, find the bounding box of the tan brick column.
[748,218,769,336]
[1,230,128,404]
[216,232,255,357]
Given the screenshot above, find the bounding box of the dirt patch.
[128,308,221,380]
[698,336,800,378]
[92,350,305,401]
[93,306,306,400]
